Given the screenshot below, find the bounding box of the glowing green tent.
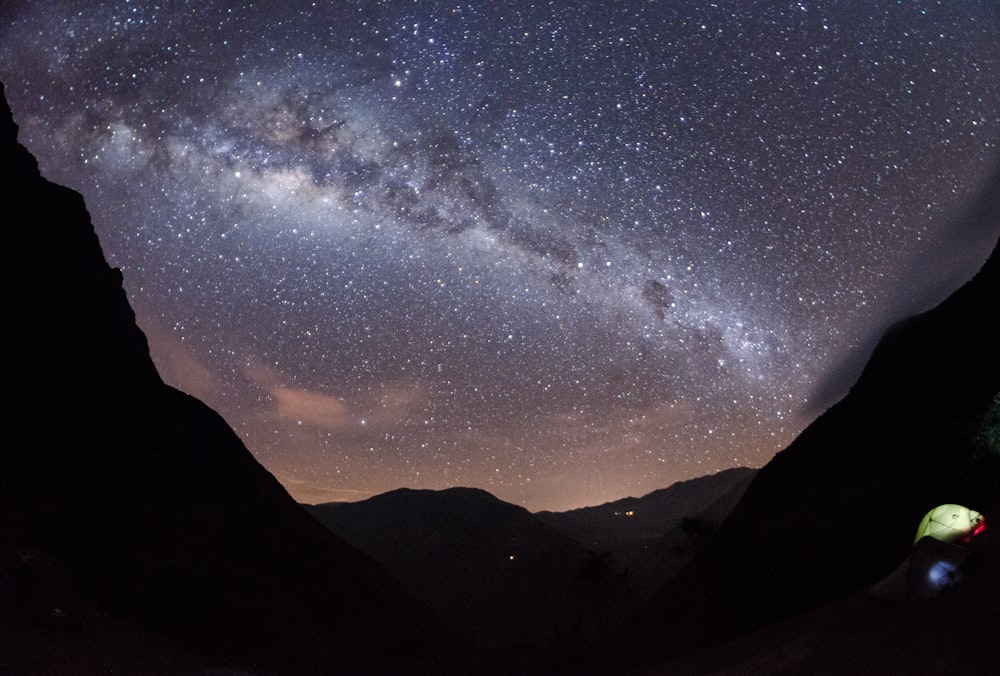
[870,503,987,601]
[914,504,986,545]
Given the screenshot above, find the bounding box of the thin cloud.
[270,386,352,430]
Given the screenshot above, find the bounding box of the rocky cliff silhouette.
[614,164,1000,669]
[0,81,455,674]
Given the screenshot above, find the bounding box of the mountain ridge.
[537,466,755,542]
[308,483,626,659]
[307,470,753,666]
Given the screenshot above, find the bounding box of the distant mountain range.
[310,487,619,658]
[537,467,755,547]
[306,473,750,660]
[536,466,756,599]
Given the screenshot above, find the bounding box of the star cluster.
[2,1,998,510]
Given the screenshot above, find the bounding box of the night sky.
[2,2,998,511]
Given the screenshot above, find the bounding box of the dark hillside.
[612,163,1000,669]
[309,487,638,661]
[0,80,455,675]
[647,485,1000,674]
[538,467,755,599]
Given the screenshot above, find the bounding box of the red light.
[960,520,986,545]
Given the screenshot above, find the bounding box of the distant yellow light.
[508,554,515,561]
[625,510,635,517]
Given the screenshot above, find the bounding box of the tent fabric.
[868,537,972,602]
[913,504,985,545]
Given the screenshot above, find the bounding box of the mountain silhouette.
[0,80,457,675]
[537,467,755,599]
[308,486,637,668]
[613,165,1000,670]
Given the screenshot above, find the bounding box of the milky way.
[2,1,999,510]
